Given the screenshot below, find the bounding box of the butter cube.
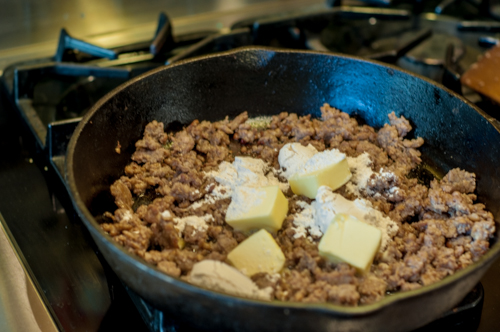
[318,214,381,272]
[225,186,288,233]
[289,150,351,199]
[227,229,286,276]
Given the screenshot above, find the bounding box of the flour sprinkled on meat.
[101,103,496,306]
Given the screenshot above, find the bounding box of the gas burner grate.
[54,12,174,63]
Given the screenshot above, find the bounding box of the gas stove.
[1,1,500,331]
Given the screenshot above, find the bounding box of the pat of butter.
[225,186,288,233]
[227,229,286,276]
[318,214,381,272]
[289,149,352,199]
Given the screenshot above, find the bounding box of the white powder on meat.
[188,200,205,210]
[122,210,133,222]
[278,143,318,179]
[214,157,288,194]
[213,161,240,191]
[378,168,397,182]
[161,210,172,220]
[299,149,346,175]
[225,187,265,220]
[366,168,401,200]
[292,202,320,239]
[266,273,282,284]
[173,215,209,236]
[315,187,397,252]
[387,186,402,200]
[296,200,310,209]
[202,214,214,222]
[266,172,284,189]
[231,157,270,186]
[345,152,373,197]
[291,186,398,252]
[196,156,288,211]
[211,185,231,200]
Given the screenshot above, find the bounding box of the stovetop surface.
[2,1,500,331]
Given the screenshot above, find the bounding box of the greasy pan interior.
[66,47,500,332]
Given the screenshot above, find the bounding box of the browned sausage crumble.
[101,103,496,306]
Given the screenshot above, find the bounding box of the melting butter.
[227,229,285,276]
[225,186,288,233]
[318,213,381,273]
[278,143,352,199]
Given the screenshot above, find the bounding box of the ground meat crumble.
[101,103,496,306]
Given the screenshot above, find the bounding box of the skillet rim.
[65,45,500,317]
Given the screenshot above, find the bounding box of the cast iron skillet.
[66,47,500,332]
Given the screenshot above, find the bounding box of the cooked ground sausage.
[101,103,495,306]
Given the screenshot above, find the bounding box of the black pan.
[66,47,500,332]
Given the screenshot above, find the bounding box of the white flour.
[292,202,320,239]
[225,187,266,220]
[299,149,347,175]
[195,156,288,214]
[213,157,287,194]
[122,210,133,222]
[161,210,172,220]
[378,168,397,182]
[192,145,398,253]
[292,186,398,252]
[173,215,210,236]
[376,168,401,200]
[278,143,318,179]
[345,153,374,197]
[278,143,348,181]
[386,186,402,200]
